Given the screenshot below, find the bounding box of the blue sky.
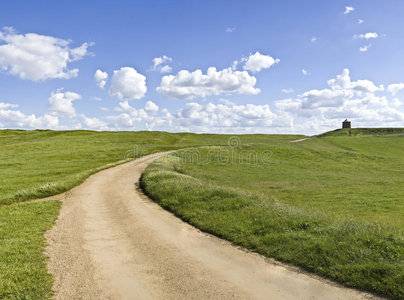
[1,0,404,134]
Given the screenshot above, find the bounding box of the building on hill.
[342,119,351,129]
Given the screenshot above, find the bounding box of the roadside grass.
[0,201,60,299]
[0,129,303,299]
[141,136,404,299]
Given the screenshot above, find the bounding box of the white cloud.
[358,19,364,24]
[70,42,93,61]
[152,55,172,73]
[153,55,172,69]
[272,68,401,134]
[344,6,354,14]
[327,68,383,93]
[392,98,403,107]
[281,88,294,94]
[387,83,404,96]
[93,97,102,101]
[94,69,108,89]
[353,32,378,40]
[159,65,172,73]
[176,102,277,130]
[106,99,281,133]
[157,67,260,99]
[311,37,317,43]
[144,100,159,113]
[0,102,18,109]
[301,89,351,109]
[0,101,58,129]
[109,67,147,100]
[242,52,280,73]
[5,64,404,134]
[0,27,91,81]
[231,60,238,70]
[225,27,236,33]
[302,69,309,76]
[48,90,81,116]
[80,115,108,130]
[359,45,371,52]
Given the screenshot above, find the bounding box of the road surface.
[46,152,378,299]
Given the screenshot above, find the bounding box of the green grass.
[0,129,302,206]
[141,135,404,299]
[0,201,61,299]
[317,127,404,137]
[0,129,303,299]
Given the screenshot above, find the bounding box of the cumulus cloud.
[176,102,277,130]
[344,6,354,14]
[80,115,108,130]
[152,55,172,73]
[108,100,278,133]
[0,27,92,81]
[144,100,159,113]
[301,89,351,109]
[225,27,236,33]
[0,102,18,109]
[157,67,260,99]
[48,90,81,116]
[273,68,402,133]
[358,19,364,24]
[109,67,147,100]
[242,52,279,73]
[94,69,108,89]
[159,65,172,73]
[387,83,404,96]
[327,68,383,93]
[353,32,378,39]
[311,37,317,43]
[70,42,93,61]
[0,101,58,129]
[302,69,309,76]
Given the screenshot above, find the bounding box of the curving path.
[46,152,379,300]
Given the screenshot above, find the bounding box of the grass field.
[0,129,303,298]
[141,131,404,299]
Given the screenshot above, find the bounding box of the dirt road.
[46,152,378,300]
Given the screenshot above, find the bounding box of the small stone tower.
[342,119,351,129]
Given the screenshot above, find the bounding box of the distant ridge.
[317,128,404,137]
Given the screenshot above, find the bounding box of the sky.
[1,0,404,135]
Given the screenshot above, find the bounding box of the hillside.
[142,133,404,299]
[317,127,404,137]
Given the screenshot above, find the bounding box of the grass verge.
[0,201,61,299]
[141,145,404,299]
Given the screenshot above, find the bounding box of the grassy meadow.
[141,130,404,299]
[0,129,302,298]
